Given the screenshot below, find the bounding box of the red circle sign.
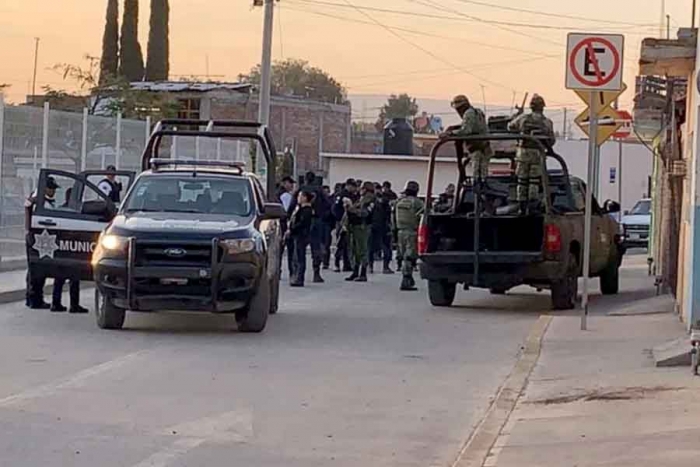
[569,37,621,88]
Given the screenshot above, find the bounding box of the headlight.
[221,239,256,255]
[101,235,128,252]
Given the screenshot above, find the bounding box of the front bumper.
[94,238,263,313]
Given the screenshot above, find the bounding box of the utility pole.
[31,37,40,98]
[257,0,275,175]
[667,14,671,39]
[660,0,666,38]
[693,0,697,28]
[614,99,623,210]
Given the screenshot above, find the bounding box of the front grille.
[625,224,649,232]
[134,242,214,267]
[133,278,211,297]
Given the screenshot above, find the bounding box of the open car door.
[81,169,136,204]
[29,169,117,281]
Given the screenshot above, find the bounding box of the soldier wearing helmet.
[392,180,424,291]
[507,93,555,215]
[444,95,493,182]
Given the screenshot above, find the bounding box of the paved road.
[0,258,649,467]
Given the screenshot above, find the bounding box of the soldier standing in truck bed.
[508,94,555,215]
[445,95,493,182]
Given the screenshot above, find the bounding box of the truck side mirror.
[604,200,620,214]
[262,203,286,220]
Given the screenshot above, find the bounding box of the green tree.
[99,0,119,85]
[379,93,419,121]
[119,0,145,82]
[240,58,347,104]
[146,0,170,81]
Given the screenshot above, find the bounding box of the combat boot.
[355,265,368,282]
[290,276,304,287]
[313,268,325,283]
[400,275,418,291]
[345,265,359,281]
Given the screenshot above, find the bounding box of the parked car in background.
[621,198,651,249]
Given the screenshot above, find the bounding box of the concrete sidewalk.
[485,310,700,466]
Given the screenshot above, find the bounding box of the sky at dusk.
[0,0,693,117]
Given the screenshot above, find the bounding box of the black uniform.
[289,205,314,286]
[287,184,329,276]
[369,190,397,271]
[25,193,51,308]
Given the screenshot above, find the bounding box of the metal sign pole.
[581,92,598,330]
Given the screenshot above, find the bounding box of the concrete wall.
[324,139,653,209]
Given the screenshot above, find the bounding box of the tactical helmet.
[403,180,420,195]
[530,94,546,111]
[450,95,471,110]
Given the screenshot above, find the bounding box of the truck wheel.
[551,257,578,310]
[95,289,126,330]
[600,257,620,295]
[269,273,280,315]
[428,280,456,307]
[237,273,270,333]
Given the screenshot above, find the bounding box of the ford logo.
[164,248,187,257]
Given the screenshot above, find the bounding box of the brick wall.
[206,92,351,176]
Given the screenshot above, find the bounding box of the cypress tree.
[119,0,145,82]
[146,0,170,81]
[99,0,119,84]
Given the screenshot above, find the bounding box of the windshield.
[630,200,651,215]
[122,174,254,217]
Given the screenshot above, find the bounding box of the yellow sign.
[575,105,624,146]
[573,83,627,112]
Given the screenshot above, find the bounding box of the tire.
[237,273,270,333]
[95,289,126,330]
[490,287,508,295]
[269,272,280,315]
[551,256,578,310]
[428,280,456,307]
[600,256,620,295]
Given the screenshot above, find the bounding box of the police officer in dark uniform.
[24,177,59,309]
[287,171,329,283]
[98,165,123,202]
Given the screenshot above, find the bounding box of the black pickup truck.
[418,134,624,310]
[29,120,285,332]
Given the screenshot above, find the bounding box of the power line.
[336,0,517,92]
[406,0,562,48]
[283,3,558,56]
[448,0,657,27]
[287,0,659,32]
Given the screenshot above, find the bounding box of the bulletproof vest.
[520,113,549,148]
[395,196,421,231]
[467,108,490,152]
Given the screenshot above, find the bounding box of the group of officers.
[281,172,425,291]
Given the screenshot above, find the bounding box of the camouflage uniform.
[393,191,424,290]
[345,192,375,280]
[452,107,493,180]
[508,111,555,202]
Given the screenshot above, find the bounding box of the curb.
[451,314,552,467]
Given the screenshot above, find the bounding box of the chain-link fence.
[0,104,146,262]
[0,101,258,263]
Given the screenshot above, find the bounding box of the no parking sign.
[566,33,624,91]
